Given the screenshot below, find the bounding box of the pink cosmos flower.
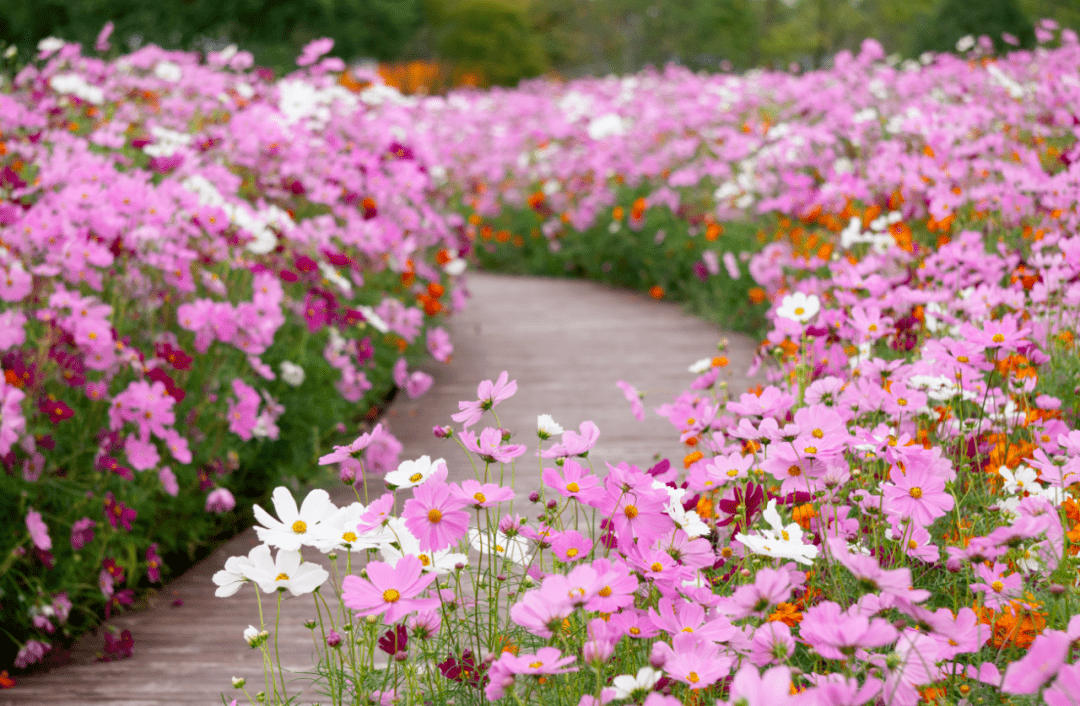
[510,587,575,638]
[540,421,601,459]
[1001,629,1071,694]
[551,530,593,562]
[881,463,954,527]
[969,561,1022,610]
[652,633,732,688]
[145,543,163,583]
[616,381,645,421]
[541,459,606,505]
[103,492,137,531]
[1044,661,1080,706]
[206,488,236,514]
[648,597,735,643]
[25,508,51,551]
[451,371,517,428]
[459,427,526,464]
[724,567,793,620]
[297,37,334,67]
[748,622,795,667]
[965,315,1029,352]
[598,484,673,551]
[226,378,260,441]
[318,424,385,465]
[878,630,940,706]
[585,558,638,613]
[799,600,898,660]
[13,640,51,669]
[608,608,661,640]
[827,537,930,602]
[365,427,403,473]
[720,665,795,705]
[401,482,470,551]
[124,434,160,471]
[484,647,578,700]
[158,466,179,496]
[0,262,32,302]
[426,327,453,362]
[449,479,514,508]
[341,556,439,623]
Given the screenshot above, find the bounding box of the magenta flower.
[103,492,137,531]
[585,558,638,613]
[145,543,163,583]
[1044,661,1080,706]
[1002,629,1071,694]
[71,517,95,550]
[341,556,439,623]
[427,327,453,362]
[541,459,605,505]
[459,427,526,464]
[25,508,51,551]
[451,371,517,428]
[881,463,954,527]
[402,482,470,551]
[484,647,578,700]
[722,665,796,705]
[598,484,673,551]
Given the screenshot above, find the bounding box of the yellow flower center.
[419,555,431,566]
[529,661,543,669]
[409,472,423,483]
[781,531,790,541]
[383,588,401,603]
[598,586,612,597]
[624,504,639,519]
[788,465,801,477]
[908,540,918,550]
[727,469,739,477]
[804,446,818,454]
[909,487,923,499]
[566,482,580,493]
[991,581,1004,593]
[292,520,307,534]
[650,562,663,572]
[992,333,1005,343]
[473,492,487,503]
[629,627,641,635]
[495,545,505,553]
[342,531,358,542]
[794,307,805,316]
[274,572,289,582]
[812,429,824,439]
[868,324,878,332]
[897,398,908,406]
[687,672,700,684]
[565,548,579,558]
[428,508,443,523]
[957,355,969,363]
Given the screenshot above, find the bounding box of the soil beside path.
[2,272,761,706]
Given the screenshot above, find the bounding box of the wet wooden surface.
[2,272,761,705]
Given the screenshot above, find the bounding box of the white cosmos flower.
[380,518,468,575]
[611,666,663,699]
[253,487,335,551]
[243,625,265,647]
[357,305,389,333]
[537,414,564,438]
[241,544,329,596]
[212,547,258,597]
[653,482,709,538]
[999,466,1039,495]
[279,361,305,387]
[468,528,532,565]
[688,357,712,374]
[776,292,820,323]
[735,499,819,566]
[310,501,392,553]
[384,456,446,490]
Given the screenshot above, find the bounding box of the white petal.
[271,487,300,523]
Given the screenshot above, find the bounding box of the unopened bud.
[433,425,452,439]
[365,615,378,624]
[326,629,342,648]
[500,429,511,442]
[649,641,667,669]
[395,650,409,662]
[546,499,558,510]
[1050,583,1066,595]
[232,677,246,689]
[256,692,266,703]
[496,573,507,582]
[304,619,317,630]
[528,491,540,503]
[739,569,751,578]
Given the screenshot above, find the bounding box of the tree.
[434,0,546,86]
[911,0,1036,55]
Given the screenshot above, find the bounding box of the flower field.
[5,18,1080,706]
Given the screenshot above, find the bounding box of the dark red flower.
[39,396,74,424]
[96,628,134,661]
[103,492,137,531]
[146,367,185,403]
[716,481,765,533]
[438,649,486,688]
[295,254,318,273]
[154,342,192,370]
[145,543,163,583]
[96,455,133,481]
[378,624,408,655]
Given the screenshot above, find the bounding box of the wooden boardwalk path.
[3,272,761,706]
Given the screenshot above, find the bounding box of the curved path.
[2,272,761,706]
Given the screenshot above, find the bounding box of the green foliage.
[0,0,423,74]
[433,0,546,86]
[912,0,1037,55]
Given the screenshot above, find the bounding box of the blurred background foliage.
[2,0,1079,87]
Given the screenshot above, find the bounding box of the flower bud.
[232,677,246,689]
[546,499,558,510]
[365,615,378,624]
[395,650,409,662]
[528,491,540,503]
[256,692,266,703]
[496,573,507,582]
[649,641,667,669]
[1050,583,1066,595]
[304,619,317,630]
[500,428,512,442]
[433,426,452,439]
[739,568,751,578]
[326,629,342,648]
